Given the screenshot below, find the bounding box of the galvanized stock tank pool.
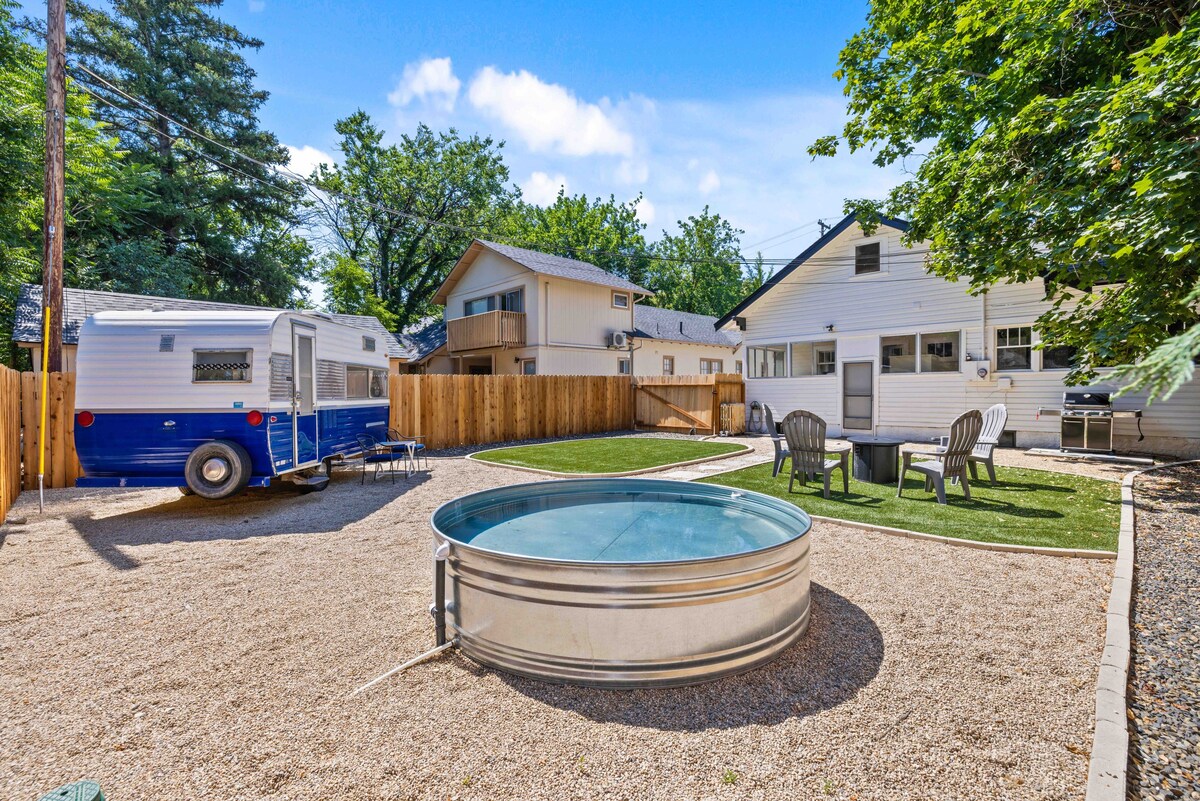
[430,478,812,687]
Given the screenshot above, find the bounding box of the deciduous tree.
[811,0,1200,398]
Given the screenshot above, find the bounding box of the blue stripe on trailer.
[75,404,389,485]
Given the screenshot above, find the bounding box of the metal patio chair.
[779,410,850,499]
[898,410,983,504]
[764,403,789,477]
[355,433,398,484]
[933,403,1007,485]
[387,428,429,472]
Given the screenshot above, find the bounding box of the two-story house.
[716,213,1200,457]
[414,240,742,376]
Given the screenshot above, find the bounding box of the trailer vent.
[159,334,175,352]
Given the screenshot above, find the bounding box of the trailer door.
[291,323,319,467]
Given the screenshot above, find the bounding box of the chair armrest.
[905,449,944,459]
[825,445,851,455]
[976,437,998,445]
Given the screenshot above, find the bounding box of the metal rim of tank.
[429,477,813,566]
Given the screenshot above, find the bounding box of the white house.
[715,213,1200,457]
[412,240,742,376]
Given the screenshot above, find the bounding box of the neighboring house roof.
[713,212,912,329]
[631,305,742,348]
[12,284,407,359]
[434,239,653,303]
[397,316,448,362]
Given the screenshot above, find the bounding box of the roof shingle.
[476,240,652,295]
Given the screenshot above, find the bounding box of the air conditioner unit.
[608,331,629,349]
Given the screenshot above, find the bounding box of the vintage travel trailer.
[73,310,390,498]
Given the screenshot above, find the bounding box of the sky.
[26,0,907,262]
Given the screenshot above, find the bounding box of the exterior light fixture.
[824,324,835,333]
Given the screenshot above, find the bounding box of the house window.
[464,295,496,316]
[790,341,837,376]
[700,358,723,374]
[734,360,743,375]
[346,365,388,399]
[996,327,1033,370]
[618,358,631,375]
[520,358,537,375]
[159,334,175,352]
[612,291,630,309]
[501,288,524,313]
[920,331,960,372]
[855,242,881,275]
[880,335,916,373]
[193,349,251,382]
[1042,344,1077,370]
[747,345,787,378]
[362,336,376,352]
[662,356,675,376]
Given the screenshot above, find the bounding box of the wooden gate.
[634,374,745,435]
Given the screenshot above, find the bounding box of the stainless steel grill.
[1060,390,1114,451]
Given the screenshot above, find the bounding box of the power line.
[71,64,939,271]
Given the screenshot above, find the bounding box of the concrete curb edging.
[1084,459,1200,801]
[464,439,754,478]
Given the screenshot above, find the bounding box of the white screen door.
[842,361,873,430]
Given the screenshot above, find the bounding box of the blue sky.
[29,1,907,260]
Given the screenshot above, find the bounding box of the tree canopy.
[310,112,515,328]
[67,0,312,306]
[811,0,1200,399]
[647,207,764,317]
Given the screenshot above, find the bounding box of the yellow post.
[38,307,50,512]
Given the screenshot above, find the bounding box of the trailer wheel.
[184,440,252,500]
[178,486,194,496]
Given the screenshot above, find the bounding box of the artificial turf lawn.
[473,437,747,474]
[699,463,1121,551]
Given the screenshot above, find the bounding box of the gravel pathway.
[0,439,1112,800]
[1126,463,1200,800]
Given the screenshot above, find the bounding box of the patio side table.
[846,435,904,484]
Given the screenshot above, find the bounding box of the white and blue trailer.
[74,310,391,498]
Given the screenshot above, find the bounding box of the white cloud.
[615,159,649,185]
[388,57,461,112]
[248,0,265,11]
[521,171,569,206]
[635,198,656,226]
[285,144,334,178]
[697,169,721,195]
[467,66,634,157]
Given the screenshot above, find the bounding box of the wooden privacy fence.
[0,366,22,521]
[634,374,746,435]
[390,374,635,450]
[0,369,83,520]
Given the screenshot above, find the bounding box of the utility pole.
[43,0,66,373]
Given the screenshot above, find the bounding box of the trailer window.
[193,350,251,382]
[346,365,388,399]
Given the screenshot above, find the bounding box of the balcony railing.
[446,310,527,353]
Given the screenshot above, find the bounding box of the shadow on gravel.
[68,468,430,570]
[491,583,883,731]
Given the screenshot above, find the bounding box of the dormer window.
[612,291,630,309]
[362,336,376,352]
[854,242,881,275]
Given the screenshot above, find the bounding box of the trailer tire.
[178,486,194,496]
[184,440,252,500]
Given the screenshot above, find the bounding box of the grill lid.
[1063,390,1112,408]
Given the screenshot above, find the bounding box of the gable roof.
[713,213,912,329]
[631,305,741,347]
[12,284,407,359]
[397,316,448,362]
[434,239,652,304]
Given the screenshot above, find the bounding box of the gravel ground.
[0,436,1112,801]
[1126,463,1200,800]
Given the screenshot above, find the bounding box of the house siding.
[738,220,1200,457]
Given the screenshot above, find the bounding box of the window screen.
[855,242,881,275]
[748,345,787,377]
[346,365,388,399]
[193,350,251,382]
[880,335,916,373]
[920,331,960,372]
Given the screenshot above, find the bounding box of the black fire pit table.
[846,435,905,484]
